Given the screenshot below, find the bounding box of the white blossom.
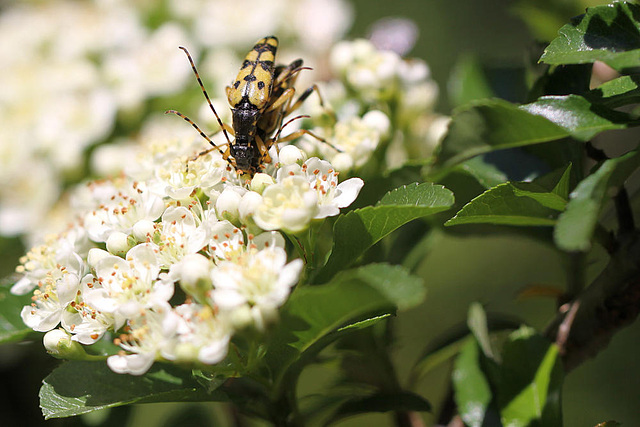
[172,303,232,365]
[20,268,82,332]
[210,246,303,330]
[107,305,180,375]
[253,175,319,234]
[84,244,172,330]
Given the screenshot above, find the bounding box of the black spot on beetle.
[257,81,265,90]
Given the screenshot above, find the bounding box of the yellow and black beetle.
[167,36,328,176]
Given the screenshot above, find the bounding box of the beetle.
[167,36,334,176]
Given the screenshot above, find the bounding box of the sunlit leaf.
[315,183,454,283]
[541,2,640,71]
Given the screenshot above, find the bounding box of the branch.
[545,231,640,372]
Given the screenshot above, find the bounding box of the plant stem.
[545,230,640,372]
[614,186,635,235]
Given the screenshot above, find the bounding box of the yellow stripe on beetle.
[227,36,277,110]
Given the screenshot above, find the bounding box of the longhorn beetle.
[166,36,335,176]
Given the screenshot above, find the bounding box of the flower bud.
[228,305,254,330]
[132,219,156,242]
[239,191,263,226]
[173,343,199,363]
[216,187,242,224]
[175,253,212,297]
[106,231,132,257]
[87,248,111,268]
[278,145,306,166]
[363,110,391,139]
[43,329,88,360]
[250,173,275,194]
[330,152,354,173]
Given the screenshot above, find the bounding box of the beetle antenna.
[178,46,232,146]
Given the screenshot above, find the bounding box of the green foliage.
[7,2,640,425]
[453,306,564,427]
[0,285,34,344]
[446,165,571,226]
[314,182,454,283]
[541,2,640,71]
[555,149,640,251]
[40,362,224,419]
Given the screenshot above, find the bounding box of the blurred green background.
[2,0,639,426]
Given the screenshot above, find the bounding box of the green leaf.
[40,361,224,419]
[533,163,572,200]
[449,55,494,107]
[455,156,509,190]
[446,181,567,227]
[588,75,640,108]
[521,95,632,141]
[329,391,431,424]
[0,284,33,344]
[453,339,493,427]
[412,335,471,382]
[467,303,495,361]
[332,263,426,311]
[540,2,640,71]
[337,313,392,332]
[266,264,425,389]
[434,99,569,169]
[497,327,563,427]
[554,149,640,251]
[265,275,396,379]
[434,96,635,169]
[314,183,454,284]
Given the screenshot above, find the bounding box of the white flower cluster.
[0,1,190,236]
[0,0,353,238]
[13,126,363,375]
[298,38,448,173]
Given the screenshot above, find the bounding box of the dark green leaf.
[554,149,640,251]
[412,335,471,381]
[329,391,431,424]
[497,327,563,427]
[434,99,569,169]
[521,95,632,141]
[0,284,33,344]
[40,361,224,419]
[434,96,635,170]
[540,2,640,71]
[314,183,454,283]
[446,181,566,227]
[455,156,509,189]
[453,339,493,427]
[533,163,572,200]
[265,277,396,379]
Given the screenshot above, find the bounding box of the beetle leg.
[255,134,273,164]
[264,88,296,113]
